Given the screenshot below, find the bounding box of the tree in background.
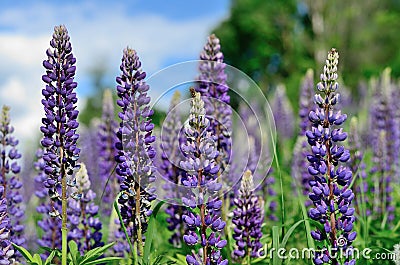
[214,0,400,109]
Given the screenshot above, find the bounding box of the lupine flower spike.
[181,89,228,265]
[98,90,119,215]
[40,25,80,265]
[0,187,13,264]
[232,170,264,263]
[292,70,314,206]
[160,91,188,246]
[68,163,103,253]
[115,48,156,256]
[306,49,356,265]
[347,117,368,216]
[0,105,25,262]
[34,149,62,258]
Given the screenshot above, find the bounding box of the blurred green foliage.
[214,0,400,109]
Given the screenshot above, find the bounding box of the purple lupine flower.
[232,170,264,260]
[196,34,232,186]
[347,117,368,216]
[299,69,315,136]
[369,131,394,222]
[79,123,100,194]
[34,149,62,258]
[368,69,397,223]
[235,102,277,220]
[181,90,227,265]
[115,48,156,256]
[98,90,119,215]
[40,24,80,229]
[271,84,295,140]
[160,91,188,246]
[0,186,13,264]
[306,49,356,265]
[293,70,315,206]
[0,106,25,261]
[68,163,103,253]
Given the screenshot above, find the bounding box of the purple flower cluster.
[160,91,187,246]
[0,106,25,260]
[368,69,398,223]
[68,163,103,253]
[40,24,80,207]
[271,84,295,140]
[34,149,62,256]
[0,186,13,264]
[347,118,368,216]
[306,49,356,265]
[237,102,277,220]
[98,90,119,215]
[115,48,156,255]
[180,90,227,265]
[232,170,264,260]
[292,70,315,206]
[196,34,232,182]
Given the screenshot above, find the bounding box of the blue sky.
[0,0,230,145]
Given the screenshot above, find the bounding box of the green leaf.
[11,243,34,262]
[143,201,165,263]
[272,226,281,265]
[80,243,116,264]
[280,220,306,248]
[32,254,44,265]
[84,257,123,265]
[44,250,57,265]
[68,241,79,265]
[114,196,135,259]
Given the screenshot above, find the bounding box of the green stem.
[59,137,67,265]
[61,165,67,265]
[133,242,139,265]
[62,227,67,265]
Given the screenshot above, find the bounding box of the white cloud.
[0,2,227,149]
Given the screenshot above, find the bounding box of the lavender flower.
[34,149,62,257]
[98,90,119,215]
[232,170,264,261]
[68,163,103,253]
[306,49,356,265]
[271,84,295,140]
[0,186,13,264]
[115,48,156,256]
[160,91,187,246]
[0,105,25,261]
[180,90,227,265]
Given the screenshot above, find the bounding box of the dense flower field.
[1,25,400,265]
